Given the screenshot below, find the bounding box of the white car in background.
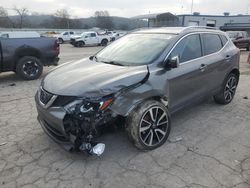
[70,32,110,47]
[0,31,40,38]
[56,31,75,44]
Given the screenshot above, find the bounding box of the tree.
[53,9,70,29]
[13,6,28,28]
[94,10,113,30]
[0,6,10,27]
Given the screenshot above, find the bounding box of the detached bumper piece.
[38,116,106,155]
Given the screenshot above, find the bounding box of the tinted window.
[220,35,228,46]
[203,34,222,55]
[63,32,68,35]
[170,34,202,63]
[70,32,74,34]
[91,33,96,37]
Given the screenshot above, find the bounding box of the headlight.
[99,98,113,111]
[64,98,114,114]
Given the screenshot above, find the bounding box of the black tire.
[75,41,85,47]
[16,56,43,80]
[214,73,239,104]
[58,38,64,44]
[126,100,171,150]
[101,39,108,46]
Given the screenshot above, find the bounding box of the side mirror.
[165,56,180,69]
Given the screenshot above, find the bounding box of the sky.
[2,0,250,18]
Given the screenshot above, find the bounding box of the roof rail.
[182,26,219,32]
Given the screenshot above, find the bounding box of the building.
[131,12,179,27]
[132,12,250,34]
[178,13,250,33]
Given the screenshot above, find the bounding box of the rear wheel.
[214,73,238,104]
[126,100,171,150]
[16,56,43,80]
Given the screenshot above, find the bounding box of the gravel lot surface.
[0,44,250,188]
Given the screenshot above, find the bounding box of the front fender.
[110,67,169,116]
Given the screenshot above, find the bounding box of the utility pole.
[191,0,194,14]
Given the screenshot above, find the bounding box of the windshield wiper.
[101,60,124,66]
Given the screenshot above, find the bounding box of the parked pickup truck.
[0,37,59,80]
[227,31,250,50]
[56,31,75,44]
[70,32,110,47]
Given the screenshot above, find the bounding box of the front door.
[166,34,210,112]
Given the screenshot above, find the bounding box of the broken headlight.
[64,98,114,114]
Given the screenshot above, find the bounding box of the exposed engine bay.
[62,97,117,155]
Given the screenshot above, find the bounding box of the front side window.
[202,34,222,55]
[91,33,96,37]
[169,34,202,63]
[63,32,69,35]
[96,33,175,66]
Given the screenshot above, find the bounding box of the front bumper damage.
[35,92,116,155]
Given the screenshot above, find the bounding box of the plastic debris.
[0,142,7,146]
[169,136,183,143]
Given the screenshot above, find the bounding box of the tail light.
[54,40,60,54]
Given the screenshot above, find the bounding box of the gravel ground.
[0,44,249,188]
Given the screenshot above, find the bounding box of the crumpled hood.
[42,58,149,97]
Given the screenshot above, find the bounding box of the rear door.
[200,33,226,92]
[167,34,211,112]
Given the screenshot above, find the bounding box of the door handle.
[199,64,207,72]
[225,55,232,61]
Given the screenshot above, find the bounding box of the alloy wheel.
[224,76,237,102]
[139,106,169,147]
[22,61,39,77]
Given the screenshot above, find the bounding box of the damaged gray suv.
[35,27,240,155]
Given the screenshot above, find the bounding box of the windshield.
[95,33,175,66]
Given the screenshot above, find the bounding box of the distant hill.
[7,15,147,30]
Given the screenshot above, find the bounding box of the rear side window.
[70,32,74,35]
[220,35,228,46]
[170,34,202,63]
[202,34,222,55]
[91,33,96,37]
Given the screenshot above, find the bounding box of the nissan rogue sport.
[35,27,240,155]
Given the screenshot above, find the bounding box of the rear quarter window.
[202,34,223,55]
[220,35,228,46]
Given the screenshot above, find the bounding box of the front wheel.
[75,41,85,47]
[214,73,238,104]
[101,39,108,46]
[126,100,171,150]
[16,56,43,80]
[58,38,64,44]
